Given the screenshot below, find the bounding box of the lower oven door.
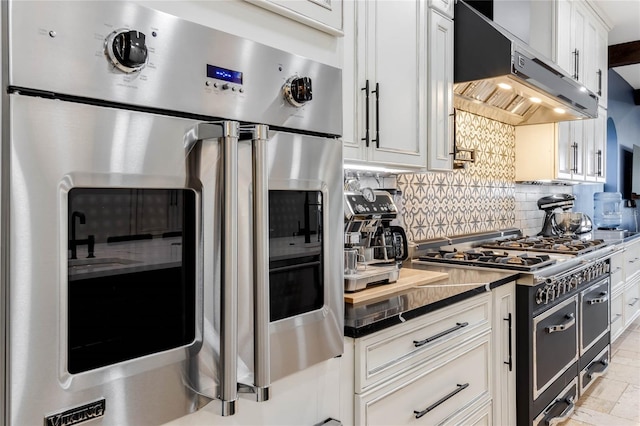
[534,378,578,426]
[533,296,578,399]
[580,278,610,355]
[7,95,202,426]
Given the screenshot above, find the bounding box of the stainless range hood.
[454,0,598,126]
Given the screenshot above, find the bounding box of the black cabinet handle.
[361,80,370,147]
[629,297,639,307]
[573,49,580,80]
[571,142,579,174]
[413,322,468,347]
[372,82,380,148]
[413,383,469,419]
[504,313,513,371]
[597,69,602,96]
[596,150,602,177]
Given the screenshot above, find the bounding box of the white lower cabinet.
[611,289,624,342]
[355,333,491,425]
[343,286,517,425]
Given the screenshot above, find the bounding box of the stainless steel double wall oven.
[1,2,343,425]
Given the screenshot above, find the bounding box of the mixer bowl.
[554,212,583,235]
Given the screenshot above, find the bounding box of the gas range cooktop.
[418,249,557,272]
[480,235,607,255]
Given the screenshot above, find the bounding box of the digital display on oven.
[207,64,243,84]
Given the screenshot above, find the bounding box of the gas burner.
[418,249,556,271]
[481,236,607,256]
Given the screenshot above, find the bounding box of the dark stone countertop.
[344,262,519,338]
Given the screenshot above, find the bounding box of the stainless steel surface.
[554,212,583,235]
[344,265,400,292]
[251,124,270,400]
[8,2,342,136]
[222,121,240,414]
[454,1,598,125]
[3,1,343,424]
[7,95,202,426]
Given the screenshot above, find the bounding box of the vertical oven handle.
[250,124,271,402]
[185,121,241,416]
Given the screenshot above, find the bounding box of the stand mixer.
[344,189,407,292]
[537,194,592,237]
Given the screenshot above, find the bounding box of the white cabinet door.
[426,9,453,171]
[570,1,587,84]
[555,0,573,76]
[428,0,453,19]
[595,22,608,107]
[586,107,606,182]
[557,122,577,180]
[367,0,426,168]
[344,0,434,170]
[492,282,516,426]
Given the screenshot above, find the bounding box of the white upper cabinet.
[343,0,453,171]
[244,0,344,35]
[343,0,426,169]
[544,0,609,107]
[515,110,606,183]
[426,9,454,171]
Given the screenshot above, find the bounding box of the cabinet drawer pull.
[611,313,622,324]
[504,313,513,371]
[629,297,639,307]
[413,322,468,347]
[413,383,469,419]
[587,291,608,305]
[546,313,575,334]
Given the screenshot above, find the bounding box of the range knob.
[283,76,313,107]
[105,29,148,73]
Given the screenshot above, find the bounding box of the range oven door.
[7,95,202,426]
[579,277,610,355]
[533,296,578,399]
[187,123,344,412]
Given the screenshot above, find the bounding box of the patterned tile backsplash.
[396,110,573,242]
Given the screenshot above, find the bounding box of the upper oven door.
[7,95,203,426]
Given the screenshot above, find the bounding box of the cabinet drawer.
[625,243,640,281]
[355,293,491,391]
[624,278,640,326]
[610,252,624,278]
[356,334,491,426]
[611,268,624,294]
[610,291,624,342]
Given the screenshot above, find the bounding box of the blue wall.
[607,70,640,231]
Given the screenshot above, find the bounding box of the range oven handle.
[249,124,271,403]
[545,313,575,334]
[546,396,575,426]
[587,291,608,305]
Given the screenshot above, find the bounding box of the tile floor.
[561,317,640,426]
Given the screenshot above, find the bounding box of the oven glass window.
[269,190,323,322]
[67,188,196,374]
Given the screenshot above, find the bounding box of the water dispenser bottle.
[593,192,622,229]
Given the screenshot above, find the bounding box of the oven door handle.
[587,291,608,305]
[186,120,241,416]
[545,313,575,334]
[249,124,271,403]
[546,396,575,426]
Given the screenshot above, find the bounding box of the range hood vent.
[454,0,598,126]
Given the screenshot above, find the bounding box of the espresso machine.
[344,189,408,292]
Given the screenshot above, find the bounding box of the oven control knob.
[283,76,313,107]
[105,29,148,73]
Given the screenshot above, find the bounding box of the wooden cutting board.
[344,268,449,304]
